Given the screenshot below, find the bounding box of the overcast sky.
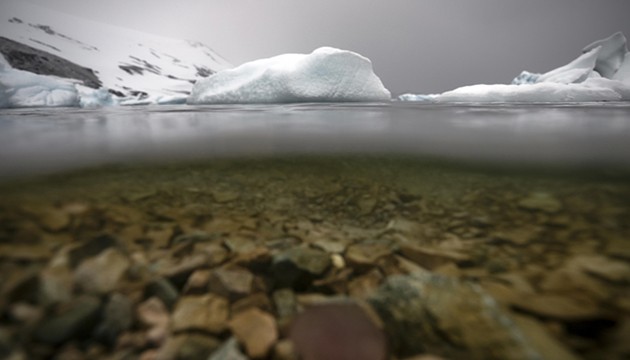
[24,0,630,95]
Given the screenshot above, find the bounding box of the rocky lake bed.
[0,156,628,360]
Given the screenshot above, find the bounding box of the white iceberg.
[435,83,621,103]
[400,32,630,103]
[583,32,628,79]
[77,85,116,108]
[0,54,80,108]
[188,47,391,104]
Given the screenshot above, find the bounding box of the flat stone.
[183,269,211,294]
[34,295,101,345]
[345,242,392,268]
[229,308,278,359]
[512,294,602,320]
[518,192,563,213]
[172,294,229,334]
[74,248,130,294]
[137,297,170,345]
[348,269,384,298]
[208,266,254,301]
[569,255,630,284]
[156,334,221,360]
[312,240,346,254]
[37,208,70,232]
[213,190,241,203]
[511,315,579,360]
[39,263,74,305]
[399,244,470,270]
[208,337,248,360]
[231,293,273,314]
[0,244,52,261]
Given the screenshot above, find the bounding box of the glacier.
[400,32,630,103]
[0,54,80,108]
[187,47,391,104]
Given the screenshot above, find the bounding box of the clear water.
[1,103,629,359]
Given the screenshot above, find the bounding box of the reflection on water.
[0,103,629,359]
[1,102,630,178]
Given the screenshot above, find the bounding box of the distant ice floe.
[400,32,630,103]
[0,54,79,108]
[188,47,391,104]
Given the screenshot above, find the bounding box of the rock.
[272,289,298,324]
[569,255,630,284]
[398,244,470,270]
[94,293,133,346]
[67,234,118,268]
[272,247,331,289]
[212,190,241,203]
[273,340,297,360]
[345,242,392,269]
[34,295,101,345]
[183,269,211,294]
[231,293,273,314]
[511,314,579,360]
[491,227,540,246]
[312,240,346,254]
[518,192,562,213]
[137,297,170,345]
[155,334,221,360]
[145,278,179,310]
[208,338,248,360]
[172,295,229,334]
[347,269,384,298]
[290,302,386,360]
[74,248,130,294]
[368,273,543,359]
[331,254,345,269]
[38,263,74,305]
[511,294,602,320]
[208,266,254,301]
[229,308,278,359]
[37,208,70,232]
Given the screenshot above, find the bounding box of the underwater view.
[0,103,629,359]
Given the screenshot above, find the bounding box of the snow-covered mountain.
[0,0,231,104]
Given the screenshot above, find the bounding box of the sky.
[23,0,630,95]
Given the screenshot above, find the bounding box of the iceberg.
[401,32,630,103]
[583,32,628,79]
[435,83,621,103]
[188,47,391,104]
[0,54,80,108]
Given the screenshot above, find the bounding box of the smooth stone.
[208,266,254,301]
[272,247,331,289]
[518,192,562,213]
[229,308,278,359]
[345,242,392,268]
[172,294,229,334]
[155,334,221,360]
[208,338,248,360]
[94,293,133,346]
[74,248,130,294]
[137,297,170,345]
[34,296,101,345]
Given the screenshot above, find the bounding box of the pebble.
[208,266,254,301]
[172,294,229,334]
[229,308,278,359]
[74,248,130,294]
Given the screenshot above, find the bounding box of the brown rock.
[172,295,229,334]
[399,244,470,270]
[37,208,70,232]
[155,334,220,360]
[208,266,254,301]
[74,248,130,294]
[137,297,170,345]
[569,255,630,284]
[518,192,562,213]
[183,269,211,294]
[229,308,278,359]
[273,339,298,360]
[511,314,579,360]
[512,294,602,320]
[231,292,273,314]
[345,242,392,268]
[348,269,384,298]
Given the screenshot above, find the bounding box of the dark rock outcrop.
[0,37,102,89]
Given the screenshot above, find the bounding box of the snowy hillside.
[0,0,231,103]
